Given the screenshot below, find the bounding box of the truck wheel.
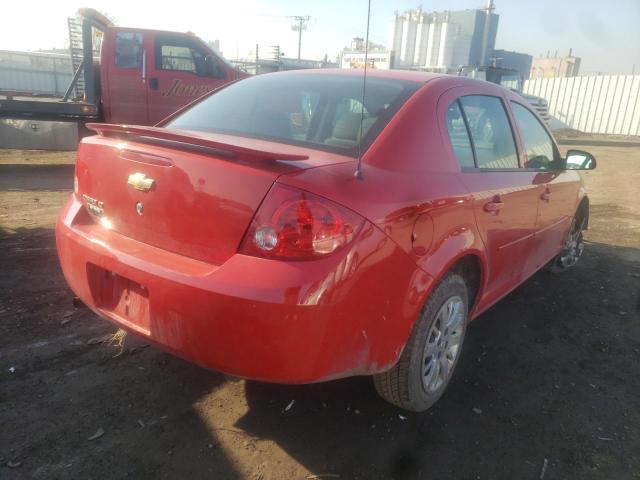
[373,272,468,412]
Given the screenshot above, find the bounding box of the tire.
[550,207,587,273]
[373,272,469,412]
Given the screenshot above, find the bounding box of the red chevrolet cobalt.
[56,70,596,411]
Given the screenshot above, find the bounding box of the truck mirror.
[200,55,225,79]
[214,64,226,78]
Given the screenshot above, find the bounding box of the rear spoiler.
[85,123,309,162]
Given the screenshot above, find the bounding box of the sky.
[1,0,639,74]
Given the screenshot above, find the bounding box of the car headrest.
[332,112,363,140]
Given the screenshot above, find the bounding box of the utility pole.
[290,16,310,61]
[255,43,259,74]
[480,0,495,66]
[270,45,281,71]
[270,45,281,60]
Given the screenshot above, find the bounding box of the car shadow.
[0,226,244,479]
[235,241,640,479]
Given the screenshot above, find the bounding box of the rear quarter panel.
[279,78,489,322]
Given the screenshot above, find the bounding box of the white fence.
[523,74,640,136]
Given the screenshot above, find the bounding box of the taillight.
[239,184,365,260]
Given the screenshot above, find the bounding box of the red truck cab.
[0,8,249,129]
[100,27,247,125]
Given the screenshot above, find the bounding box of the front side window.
[511,102,557,169]
[160,45,196,72]
[115,32,143,69]
[166,74,420,156]
[156,37,209,76]
[460,95,519,169]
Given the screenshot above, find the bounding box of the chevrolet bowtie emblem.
[127,172,155,192]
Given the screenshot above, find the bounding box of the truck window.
[115,32,143,68]
[499,73,522,91]
[155,37,206,75]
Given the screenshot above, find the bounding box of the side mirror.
[196,55,225,78]
[565,149,596,170]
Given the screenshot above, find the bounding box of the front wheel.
[373,272,468,412]
[550,213,586,273]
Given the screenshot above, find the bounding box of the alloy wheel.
[421,295,465,393]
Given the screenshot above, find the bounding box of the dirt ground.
[1,142,639,480]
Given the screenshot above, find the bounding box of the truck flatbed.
[0,95,99,121]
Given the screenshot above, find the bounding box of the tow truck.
[457,65,550,124]
[0,8,248,127]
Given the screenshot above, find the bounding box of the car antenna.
[354,0,372,181]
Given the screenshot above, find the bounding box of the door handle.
[540,188,551,202]
[484,196,504,214]
[148,78,159,90]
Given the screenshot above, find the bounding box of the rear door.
[442,90,541,308]
[509,100,581,270]
[146,34,229,124]
[105,30,149,124]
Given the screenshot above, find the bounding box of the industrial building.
[340,37,392,70]
[389,1,499,72]
[530,50,581,78]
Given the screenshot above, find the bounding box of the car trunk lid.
[76,125,351,265]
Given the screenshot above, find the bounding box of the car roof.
[261,69,518,95]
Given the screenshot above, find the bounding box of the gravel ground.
[0,142,638,480]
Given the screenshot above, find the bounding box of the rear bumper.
[56,196,433,383]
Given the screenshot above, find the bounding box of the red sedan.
[56,69,596,411]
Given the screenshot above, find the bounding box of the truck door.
[105,30,149,124]
[146,34,229,124]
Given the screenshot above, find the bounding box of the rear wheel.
[373,272,468,412]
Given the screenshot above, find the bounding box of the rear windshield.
[165,74,421,157]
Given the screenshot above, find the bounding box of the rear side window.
[115,32,143,69]
[446,101,475,167]
[459,96,519,169]
[166,74,420,156]
[511,102,557,169]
